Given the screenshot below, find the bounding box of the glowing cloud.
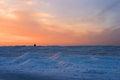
[0,0,120,46]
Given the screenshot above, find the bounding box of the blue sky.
[38,0,120,29]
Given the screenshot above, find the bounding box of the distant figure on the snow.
[34,44,37,47]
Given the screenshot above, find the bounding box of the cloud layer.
[0,0,120,46]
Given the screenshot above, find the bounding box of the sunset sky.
[0,0,120,46]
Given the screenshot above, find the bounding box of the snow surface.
[0,46,120,80]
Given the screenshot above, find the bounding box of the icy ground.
[0,46,120,80]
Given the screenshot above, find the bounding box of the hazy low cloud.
[0,8,120,45]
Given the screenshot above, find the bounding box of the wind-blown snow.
[0,46,120,80]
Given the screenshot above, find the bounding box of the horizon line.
[0,45,120,47]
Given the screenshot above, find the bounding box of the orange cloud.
[0,8,119,46]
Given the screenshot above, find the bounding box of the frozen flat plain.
[0,46,120,80]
